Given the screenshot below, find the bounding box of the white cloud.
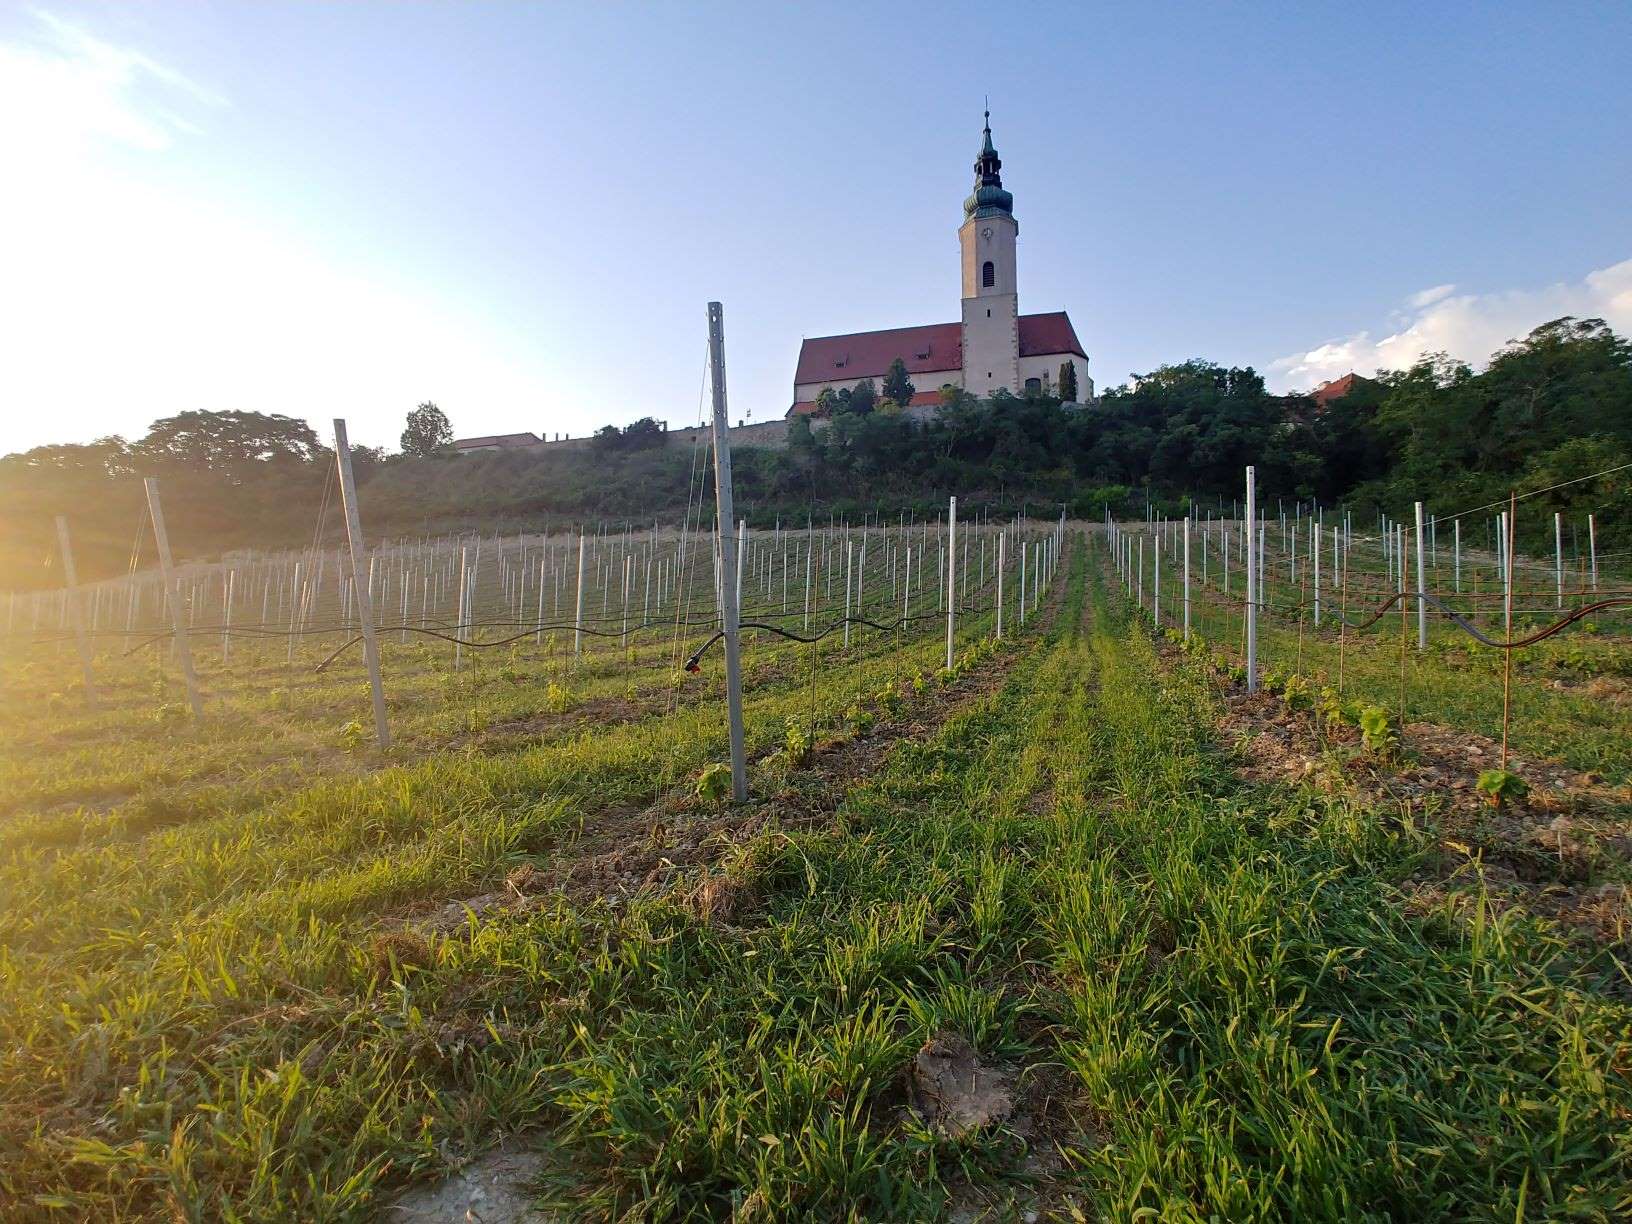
[0,10,223,163]
[1269,259,1632,391]
[0,11,554,457]
[1406,283,1456,309]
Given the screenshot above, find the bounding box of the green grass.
[1166,542,1632,783]
[2,536,1629,1219]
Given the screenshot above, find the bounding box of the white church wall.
[793,368,962,406]
[1018,353,1091,399]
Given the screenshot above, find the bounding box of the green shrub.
[783,717,814,767]
[1475,769,1530,808]
[1358,706,1397,755]
[1280,673,1313,711]
[339,719,368,753]
[696,762,733,806]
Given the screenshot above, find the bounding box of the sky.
[1,1,1629,458]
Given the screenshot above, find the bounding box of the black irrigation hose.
[681,610,952,672]
[1339,591,1632,648]
[308,605,994,674]
[1175,585,1632,650]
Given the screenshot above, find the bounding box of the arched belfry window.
[982,261,995,288]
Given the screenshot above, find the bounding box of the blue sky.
[2,1,1629,456]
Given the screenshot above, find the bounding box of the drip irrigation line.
[681,609,962,672]
[1183,586,1632,650]
[281,604,998,673]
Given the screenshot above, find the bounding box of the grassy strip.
[6,540,1628,1218]
[1178,556,1632,782]
[0,586,1033,1217]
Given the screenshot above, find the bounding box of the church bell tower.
[959,111,1020,397]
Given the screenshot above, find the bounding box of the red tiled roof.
[793,321,963,384]
[793,312,1085,387]
[1312,372,1365,406]
[1017,311,1086,359]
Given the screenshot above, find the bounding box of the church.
[788,115,1092,420]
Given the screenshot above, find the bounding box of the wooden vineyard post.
[54,516,99,705]
[1245,465,1258,693]
[707,301,748,803]
[334,419,390,750]
[143,477,202,719]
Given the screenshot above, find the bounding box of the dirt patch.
[1204,670,1631,946]
[387,1135,554,1222]
[911,1033,1014,1138]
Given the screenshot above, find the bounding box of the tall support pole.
[1019,534,1028,625]
[1183,517,1191,636]
[1245,465,1258,693]
[706,301,748,804]
[945,496,957,670]
[1414,500,1427,651]
[995,530,1005,640]
[1154,538,1162,626]
[1554,511,1564,608]
[1588,514,1598,592]
[143,477,202,718]
[1454,518,1461,594]
[54,516,99,704]
[1500,512,1512,636]
[844,540,854,648]
[1312,522,1321,628]
[456,547,469,670]
[573,531,587,658]
[334,419,390,749]
[736,519,747,621]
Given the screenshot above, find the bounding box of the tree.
[401,402,453,457]
[882,357,916,409]
[138,411,322,472]
[620,417,667,450]
[1059,361,1079,402]
[845,378,877,416]
[788,412,817,461]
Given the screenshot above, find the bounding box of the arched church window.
[1025,377,1042,395]
[982,261,995,288]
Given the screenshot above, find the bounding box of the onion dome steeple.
[963,108,1014,221]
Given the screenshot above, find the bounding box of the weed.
[1475,768,1530,808]
[1358,705,1397,756]
[696,761,733,806]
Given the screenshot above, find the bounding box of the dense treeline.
[3,316,1628,590]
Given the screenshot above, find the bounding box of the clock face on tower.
[981,226,993,241]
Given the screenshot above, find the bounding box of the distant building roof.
[1311,373,1373,408]
[1016,311,1086,360]
[453,432,541,451]
[792,312,1086,388]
